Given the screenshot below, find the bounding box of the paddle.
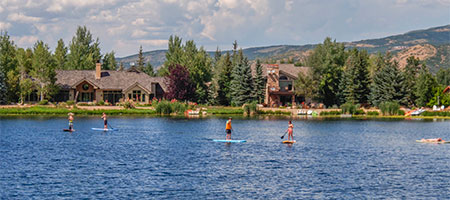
[280,131,288,139]
[108,124,114,130]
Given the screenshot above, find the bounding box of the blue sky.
[0,0,449,57]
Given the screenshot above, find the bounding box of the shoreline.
[1,105,449,120]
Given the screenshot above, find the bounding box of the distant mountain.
[116,24,450,72]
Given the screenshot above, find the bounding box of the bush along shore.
[1,101,450,118]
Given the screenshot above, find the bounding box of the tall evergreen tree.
[414,65,437,107]
[30,41,57,101]
[403,56,421,106]
[306,37,346,106]
[339,49,370,104]
[436,68,450,86]
[253,59,265,103]
[66,26,101,70]
[215,52,233,105]
[369,53,407,106]
[143,62,155,77]
[161,35,183,76]
[137,45,145,71]
[54,38,67,69]
[102,51,116,70]
[231,49,253,106]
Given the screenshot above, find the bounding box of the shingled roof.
[55,70,167,92]
[251,63,310,79]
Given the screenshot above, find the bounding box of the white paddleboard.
[213,139,246,143]
[91,128,118,131]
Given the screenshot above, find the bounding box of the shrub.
[354,109,365,115]
[171,101,187,114]
[379,101,401,116]
[367,111,380,116]
[319,110,342,116]
[243,101,258,115]
[155,100,172,114]
[66,100,75,106]
[77,102,89,106]
[38,100,48,105]
[340,102,360,114]
[97,100,105,106]
[123,101,135,109]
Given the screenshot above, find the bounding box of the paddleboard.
[416,140,449,144]
[283,140,296,144]
[91,128,118,131]
[63,129,74,132]
[213,139,246,143]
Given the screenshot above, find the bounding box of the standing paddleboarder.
[226,117,232,140]
[287,121,294,141]
[102,112,108,129]
[68,113,74,131]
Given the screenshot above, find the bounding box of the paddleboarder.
[68,113,74,131]
[226,117,232,140]
[102,112,108,129]
[286,121,294,141]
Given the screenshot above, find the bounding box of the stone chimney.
[95,62,101,80]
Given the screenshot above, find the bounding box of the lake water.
[1,116,449,199]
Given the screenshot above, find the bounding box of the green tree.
[231,49,254,106]
[436,68,450,86]
[306,37,346,106]
[102,51,116,70]
[253,59,265,103]
[30,41,57,101]
[0,31,18,103]
[414,65,437,107]
[369,53,407,106]
[403,56,422,106]
[54,38,67,69]
[214,52,233,105]
[339,49,370,104]
[161,35,183,76]
[16,48,33,103]
[143,62,155,77]
[19,78,34,104]
[136,45,145,72]
[295,70,316,103]
[66,26,101,70]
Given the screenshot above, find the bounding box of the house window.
[132,90,142,102]
[103,91,122,105]
[79,92,93,102]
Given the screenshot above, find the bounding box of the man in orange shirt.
[225,117,232,140]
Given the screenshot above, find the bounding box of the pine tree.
[66,26,101,70]
[339,49,370,104]
[0,31,18,103]
[403,56,421,106]
[118,61,124,71]
[215,52,233,105]
[414,65,437,107]
[54,38,67,69]
[253,59,265,103]
[143,62,155,77]
[231,49,253,106]
[30,41,57,101]
[436,68,450,86]
[102,51,116,70]
[369,53,407,106]
[137,45,145,72]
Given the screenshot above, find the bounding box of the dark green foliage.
[231,49,254,106]
[143,62,155,77]
[421,111,450,117]
[427,86,450,107]
[306,37,346,106]
[154,100,187,115]
[379,101,401,116]
[66,26,101,70]
[414,65,437,107]
[243,101,258,115]
[403,56,422,106]
[0,67,6,104]
[38,99,49,105]
[339,49,370,104]
[54,39,67,69]
[102,51,117,70]
[436,68,450,86]
[340,102,360,114]
[0,31,17,104]
[294,69,316,102]
[319,110,342,116]
[369,53,407,106]
[214,52,233,105]
[253,59,265,103]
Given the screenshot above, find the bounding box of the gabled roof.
[55,70,166,93]
[251,63,309,79]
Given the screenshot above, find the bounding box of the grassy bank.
[0,106,157,115]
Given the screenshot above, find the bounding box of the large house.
[253,63,309,107]
[55,63,166,104]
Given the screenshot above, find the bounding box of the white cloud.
[8,13,41,23]
[131,29,148,38]
[0,21,12,30]
[12,35,38,47]
[132,18,146,26]
[138,39,168,46]
[90,10,115,22]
